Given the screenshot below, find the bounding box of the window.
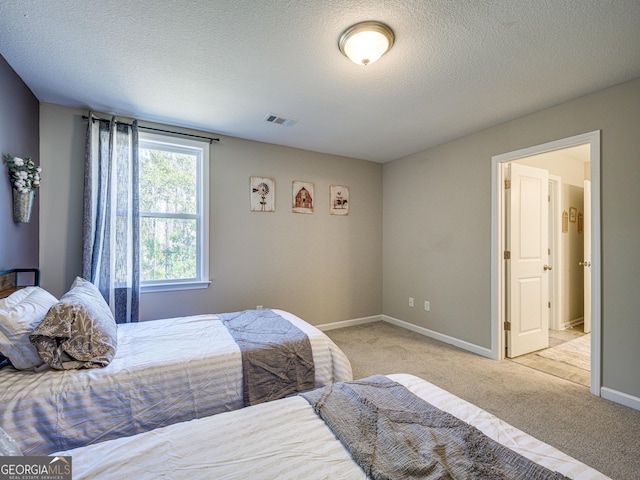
[138,132,209,292]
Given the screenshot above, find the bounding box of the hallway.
[509,325,589,387]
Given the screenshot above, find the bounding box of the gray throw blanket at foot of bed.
[301,375,570,480]
[220,309,315,406]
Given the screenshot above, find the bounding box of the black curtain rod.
[82,115,219,144]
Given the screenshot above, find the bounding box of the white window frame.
[138,132,210,293]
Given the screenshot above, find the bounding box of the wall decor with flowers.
[4,153,42,223]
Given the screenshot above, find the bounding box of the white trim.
[588,133,602,398]
[491,131,602,397]
[318,313,492,357]
[490,158,503,360]
[561,316,585,330]
[382,315,493,358]
[141,280,211,293]
[601,387,640,412]
[200,140,210,284]
[316,315,381,331]
[548,174,562,331]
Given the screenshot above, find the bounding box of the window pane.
[140,217,197,281]
[139,147,197,214]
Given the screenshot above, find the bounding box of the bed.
[40,373,609,480]
[0,277,352,456]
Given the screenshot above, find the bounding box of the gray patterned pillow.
[30,277,117,370]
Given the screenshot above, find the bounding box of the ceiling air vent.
[264,113,298,127]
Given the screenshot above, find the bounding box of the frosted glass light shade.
[339,21,395,66]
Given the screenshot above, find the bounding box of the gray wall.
[383,77,640,399]
[0,55,40,271]
[38,104,383,326]
[25,69,640,403]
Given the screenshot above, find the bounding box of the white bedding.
[0,309,352,455]
[57,373,609,480]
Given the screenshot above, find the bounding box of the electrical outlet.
[408,297,414,307]
[424,301,430,311]
[256,305,263,310]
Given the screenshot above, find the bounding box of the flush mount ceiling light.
[338,21,395,66]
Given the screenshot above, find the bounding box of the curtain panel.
[82,113,140,323]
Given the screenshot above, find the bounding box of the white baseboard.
[561,316,584,330]
[601,387,640,411]
[316,314,382,331]
[382,315,494,359]
[318,313,640,413]
[318,313,492,358]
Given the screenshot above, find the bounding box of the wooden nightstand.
[0,268,40,299]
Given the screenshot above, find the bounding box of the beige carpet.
[537,334,590,371]
[325,321,640,480]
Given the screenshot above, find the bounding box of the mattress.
[0,309,352,455]
[56,374,609,480]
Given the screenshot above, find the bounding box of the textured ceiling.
[1,0,639,163]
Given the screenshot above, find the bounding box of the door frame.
[491,131,601,396]
[548,174,562,331]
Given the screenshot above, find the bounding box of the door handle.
[543,264,552,271]
[579,261,591,267]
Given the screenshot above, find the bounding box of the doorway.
[505,168,590,387]
[491,131,602,397]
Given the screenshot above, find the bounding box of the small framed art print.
[250,176,275,212]
[330,185,349,215]
[292,181,314,214]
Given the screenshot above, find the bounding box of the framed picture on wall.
[569,207,577,222]
[292,181,314,214]
[578,211,584,233]
[330,185,349,215]
[250,176,275,212]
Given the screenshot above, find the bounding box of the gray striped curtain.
[82,113,139,323]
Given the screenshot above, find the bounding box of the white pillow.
[0,426,22,456]
[0,287,36,347]
[0,287,58,370]
[0,286,34,306]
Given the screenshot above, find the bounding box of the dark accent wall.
[0,55,39,270]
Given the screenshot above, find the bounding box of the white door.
[506,164,550,358]
[583,180,592,333]
[547,177,559,330]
